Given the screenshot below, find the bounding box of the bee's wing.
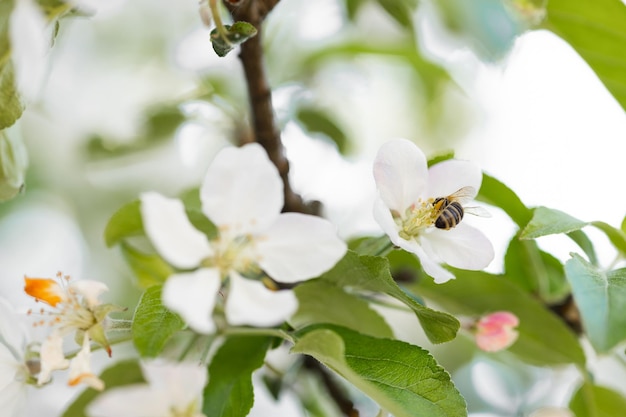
[464,206,491,218]
[448,186,477,205]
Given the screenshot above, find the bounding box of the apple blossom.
[24,272,123,389]
[141,143,347,333]
[0,297,32,417]
[474,311,520,352]
[373,138,494,283]
[86,361,207,417]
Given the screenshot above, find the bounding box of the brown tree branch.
[224,0,316,214]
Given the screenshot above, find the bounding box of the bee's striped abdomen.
[434,200,464,230]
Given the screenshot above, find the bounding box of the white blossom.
[0,297,31,417]
[141,143,347,333]
[373,138,494,283]
[24,273,120,390]
[87,361,207,417]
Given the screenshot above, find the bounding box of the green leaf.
[564,254,626,352]
[62,360,144,417]
[202,335,272,417]
[0,63,23,129]
[520,206,588,239]
[519,207,626,257]
[345,0,367,20]
[476,173,531,228]
[570,381,626,417]
[291,279,394,338]
[319,251,459,344]
[211,22,258,57]
[0,130,26,201]
[567,229,599,266]
[504,236,569,302]
[589,221,626,256]
[295,107,348,154]
[415,270,586,366]
[433,0,524,60]
[427,150,455,167]
[376,0,417,32]
[120,242,171,288]
[543,0,626,112]
[104,200,143,247]
[292,324,467,417]
[132,285,185,357]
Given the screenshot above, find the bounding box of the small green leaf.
[120,242,172,288]
[427,150,455,167]
[319,251,459,344]
[202,335,272,417]
[589,220,626,256]
[567,230,598,266]
[62,360,145,417]
[295,107,348,154]
[132,285,185,357]
[0,63,23,129]
[415,270,586,366]
[0,130,27,201]
[211,22,258,57]
[570,381,626,417]
[476,173,532,228]
[292,324,467,417]
[520,206,588,239]
[504,236,569,302]
[564,254,626,352]
[292,279,394,338]
[345,0,367,20]
[376,0,417,32]
[104,200,143,247]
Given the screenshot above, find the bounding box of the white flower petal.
[87,385,172,417]
[401,239,455,284]
[427,160,482,199]
[423,223,494,271]
[38,330,70,385]
[225,273,298,327]
[141,192,212,269]
[70,280,108,308]
[0,378,27,417]
[373,139,428,212]
[0,344,20,391]
[373,198,403,246]
[0,297,27,357]
[68,335,104,391]
[9,0,49,101]
[201,143,283,233]
[141,361,207,409]
[257,213,346,283]
[162,269,221,334]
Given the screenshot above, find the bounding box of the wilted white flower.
[373,138,494,283]
[87,361,207,417]
[141,143,347,333]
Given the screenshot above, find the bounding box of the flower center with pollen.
[201,232,261,279]
[25,275,97,333]
[395,199,439,240]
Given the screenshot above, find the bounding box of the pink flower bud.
[475,311,519,352]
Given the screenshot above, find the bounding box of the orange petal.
[24,277,64,306]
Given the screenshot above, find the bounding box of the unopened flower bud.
[474,311,519,352]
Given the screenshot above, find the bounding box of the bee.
[432,186,490,230]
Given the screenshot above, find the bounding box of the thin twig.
[223,0,316,214]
